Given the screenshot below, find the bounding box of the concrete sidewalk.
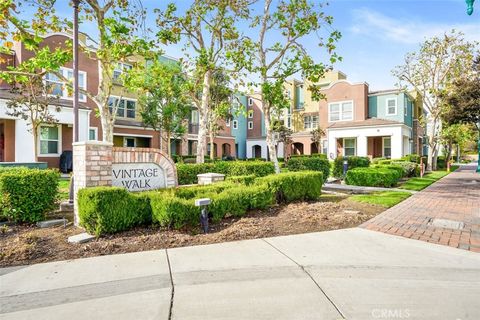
[1,228,479,320]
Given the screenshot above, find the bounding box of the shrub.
[377,159,392,165]
[174,181,235,199]
[226,175,256,185]
[257,171,323,202]
[78,187,151,235]
[333,156,371,178]
[0,168,59,223]
[390,161,419,177]
[149,192,198,229]
[176,161,274,185]
[372,157,388,164]
[345,167,401,188]
[437,156,446,169]
[286,157,330,183]
[401,154,421,163]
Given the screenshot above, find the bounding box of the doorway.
[0,123,4,162]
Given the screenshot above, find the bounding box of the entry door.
[124,137,136,147]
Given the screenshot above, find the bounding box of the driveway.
[361,164,480,252]
[1,228,479,320]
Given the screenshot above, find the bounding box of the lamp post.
[466,0,475,15]
[69,0,80,204]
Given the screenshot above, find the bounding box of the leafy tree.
[440,123,475,163]
[5,76,61,161]
[208,70,234,160]
[125,59,190,156]
[441,56,480,171]
[2,0,155,142]
[156,0,249,163]
[273,123,293,160]
[392,30,476,171]
[238,0,341,173]
[311,127,325,154]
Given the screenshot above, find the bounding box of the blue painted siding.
[368,92,413,128]
[232,94,247,159]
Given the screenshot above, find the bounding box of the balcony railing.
[189,123,199,134]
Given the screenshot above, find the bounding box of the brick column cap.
[73,141,114,147]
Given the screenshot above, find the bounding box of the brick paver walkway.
[361,164,480,252]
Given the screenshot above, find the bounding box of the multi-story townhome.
[244,71,425,160]
[0,33,237,167]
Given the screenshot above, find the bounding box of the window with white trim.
[191,110,199,124]
[113,62,133,81]
[45,67,87,102]
[89,127,98,141]
[248,110,254,118]
[328,101,353,122]
[248,121,253,130]
[383,137,391,158]
[39,126,60,155]
[343,138,356,156]
[124,137,136,147]
[248,98,253,106]
[303,115,319,130]
[233,120,238,129]
[386,98,397,115]
[226,119,231,127]
[108,97,137,119]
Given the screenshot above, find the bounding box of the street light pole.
[73,0,80,143]
[69,0,80,205]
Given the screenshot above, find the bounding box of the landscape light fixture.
[466,0,475,15]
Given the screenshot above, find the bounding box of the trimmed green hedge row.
[78,171,323,235]
[286,156,330,183]
[176,161,275,185]
[345,167,401,188]
[0,168,59,223]
[333,156,370,178]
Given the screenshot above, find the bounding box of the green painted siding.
[368,93,413,127]
[232,94,247,159]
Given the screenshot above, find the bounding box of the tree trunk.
[33,127,39,162]
[445,141,453,164]
[209,130,215,160]
[264,105,280,174]
[196,71,211,163]
[426,116,439,171]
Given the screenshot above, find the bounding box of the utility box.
[197,173,225,185]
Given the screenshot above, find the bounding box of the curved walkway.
[361,164,480,252]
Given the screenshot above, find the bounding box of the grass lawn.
[350,191,412,208]
[58,179,70,201]
[398,165,459,191]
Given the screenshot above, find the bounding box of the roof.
[328,118,404,129]
[369,89,402,95]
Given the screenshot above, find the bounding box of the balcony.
[189,123,199,134]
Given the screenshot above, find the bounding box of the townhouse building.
[242,71,426,160]
[0,33,237,168]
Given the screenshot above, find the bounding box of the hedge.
[176,161,275,185]
[0,168,59,223]
[333,156,371,178]
[345,167,401,188]
[226,175,256,185]
[257,171,323,203]
[286,157,330,183]
[77,171,322,235]
[78,187,152,235]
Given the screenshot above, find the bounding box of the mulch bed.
[0,195,384,267]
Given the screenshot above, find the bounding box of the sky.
[19,0,480,91]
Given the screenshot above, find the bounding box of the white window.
[328,101,353,122]
[39,125,61,155]
[89,127,98,141]
[404,102,408,117]
[233,120,238,129]
[226,119,231,127]
[248,98,253,106]
[303,115,319,130]
[386,98,397,115]
[248,121,253,130]
[45,67,87,102]
[248,110,254,118]
[108,97,137,119]
[321,139,328,155]
[383,137,391,158]
[191,110,199,124]
[124,137,136,147]
[343,138,356,156]
[113,62,133,81]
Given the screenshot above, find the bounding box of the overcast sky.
[20,0,480,91]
